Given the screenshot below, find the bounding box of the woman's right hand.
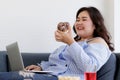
[25,65,42,71]
[55,22,75,45]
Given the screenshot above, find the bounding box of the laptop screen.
[6,42,24,71]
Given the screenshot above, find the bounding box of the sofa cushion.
[0,51,8,72]
[21,53,50,67]
[114,53,120,80]
[97,53,116,80]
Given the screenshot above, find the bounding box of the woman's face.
[74,11,95,39]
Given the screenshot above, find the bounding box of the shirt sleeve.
[40,45,66,70]
[39,61,51,70]
[67,41,111,72]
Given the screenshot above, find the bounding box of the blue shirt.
[40,40,112,80]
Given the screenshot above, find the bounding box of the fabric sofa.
[0,51,50,72]
[0,51,120,80]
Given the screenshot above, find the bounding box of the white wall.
[114,0,120,52]
[0,0,117,53]
[104,0,114,43]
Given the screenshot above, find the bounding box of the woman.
[26,7,114,80]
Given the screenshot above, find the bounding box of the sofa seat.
[0,71,58,80]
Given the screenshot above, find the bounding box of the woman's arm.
[67,37,111,72]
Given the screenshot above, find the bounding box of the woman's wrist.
[67,39,75,45]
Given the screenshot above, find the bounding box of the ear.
[93,24,96,29]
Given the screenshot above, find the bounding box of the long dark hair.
[73,7,114,51]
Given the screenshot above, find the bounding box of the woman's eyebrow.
[81,16,88,19]
[77,16,88,19]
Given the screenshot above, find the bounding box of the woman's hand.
[25,65,42,71]
[55,25,75,45]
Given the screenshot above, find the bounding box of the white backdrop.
[0,0,117,53]
[114,0,120,52]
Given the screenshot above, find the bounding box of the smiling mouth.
[77,27,83,30]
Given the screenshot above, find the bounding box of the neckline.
[78,37,100,43]
[78,38,92,43]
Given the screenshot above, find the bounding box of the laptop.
[6,42,24,71]
[6,42,53,73]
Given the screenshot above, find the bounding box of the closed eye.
[82,17,88,21]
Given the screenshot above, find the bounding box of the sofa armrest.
[114,53,120,80]
[97,53,116,80]
[21,53,50,67]
[0,51,8,72]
